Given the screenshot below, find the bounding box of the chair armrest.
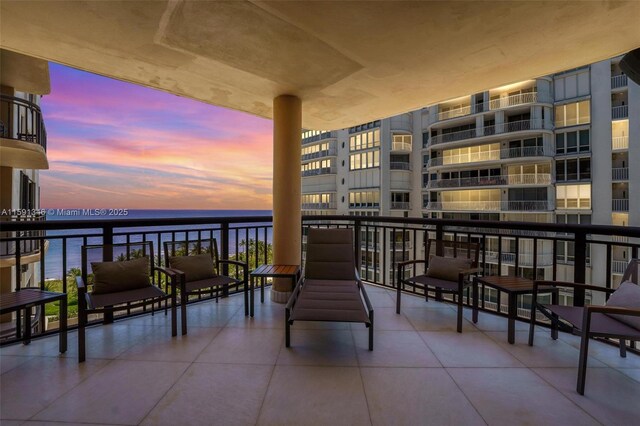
[155,266,178,279]
[397,259,425,268]
[76,276,87,292]
[586,305,640,317]
[359,283,374,314]
[217,259,248,268]
[534,280,615,294]
[285,276,304,310]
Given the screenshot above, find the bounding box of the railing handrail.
[391,141,412,151]
[389,161,412,171]
[436,92,551,121]
[611,74,628,88]
[0,94,47,150]
[301,147,337,161]
[430,119,551,146]
[428,173,552,188]
[427,146,548,167]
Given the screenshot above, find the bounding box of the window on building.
[556,129,590,154]
[349,150,380,170]
[349,191,380,208]
[554,100,590,127]
[556,184,591,209]
[349,129,380,151]
[555,158,591,181]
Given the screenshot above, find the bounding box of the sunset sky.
[40,63,274,209]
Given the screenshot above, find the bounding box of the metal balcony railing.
[612,136,629,150]
[390,202,411,210]
[612,167,629,181]
[612,199,629,212]
[611,74,628,89]
[301,148,337,161]
[389,162,412,171]
[429,119,551,146]
[484,250,555,267]
[1,214,639,346]
[612,260,629,274]
[301,166,336,177]
[0,213,46,258]
[435,92,550,122]
[391,141,412,152]
[427,146,548,168]
[302,130,337,145]
[428,174,552,189]
[0,95,47,151]
[302,201,337,210]
[426,200,553,211]
[612,105,628,120]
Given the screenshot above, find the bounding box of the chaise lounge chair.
[285,228,374,350]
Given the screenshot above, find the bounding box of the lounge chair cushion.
[542,304,640,338]
[88,285,166,309]
[290,279,369,323]
[91,257,150,294]
[605,281,640,330]
[304,228,356,281]
[169,254,216,282]
[426,256,472,282]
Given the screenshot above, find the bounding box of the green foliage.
[227,239,273,277]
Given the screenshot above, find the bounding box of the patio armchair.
[77,242,177,362]
[396,239,480,332]
[164,239,247,335]
[529,259,640,395]
[286,228,374,350]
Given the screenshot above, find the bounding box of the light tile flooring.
[1,285,639,425]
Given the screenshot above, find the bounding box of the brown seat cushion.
[88,285,166,309]
[605,281,640,330]
[169,254,216,282]
[91,257,150,295]
[426,256,473,282]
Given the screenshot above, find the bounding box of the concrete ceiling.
[1,1,639,130]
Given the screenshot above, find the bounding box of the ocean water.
[43,209,272,279]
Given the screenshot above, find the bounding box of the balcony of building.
[427,146,550,169]
[0,95,49,170]
[612,167,629,182]
[612,199,629,212]
[433,90,551,124]
[428,173,553,190]
[301,130,338,145]
[429,119,552,147]
[611,74,628,89]
[301,165,337,177]
[1,214,638,426]
[389,113,413,132]
[426,200,553,212]
[390,134,412,153]
[301,147,337,162]
[0,213,47,267]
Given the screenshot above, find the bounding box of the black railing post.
[574,231,587,307]
[103,225,114,324]
[221,222,230,297]
[354,218,362,271]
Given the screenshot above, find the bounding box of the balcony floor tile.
[33,359,189,425]
[448,368,600,426]
[533,367,640,425]
[196,327,283,365]
[1,286,639,425]
[142,363,273,426]
[420,331,524,368]
[0,357,109,420]
[257,365,370,426]
[361,367,486,426]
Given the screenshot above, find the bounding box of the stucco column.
[271,95,302,303]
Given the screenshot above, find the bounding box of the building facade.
[0,49,50,335]
[301,55,639,304]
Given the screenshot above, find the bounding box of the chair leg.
[457,292,463,333]
[619,340,627,358]
[551,313,559,340]
[577,332,590,395]
[171,290,177,337]
[528,306,536,346]
[78,312,86,363]
[285,308,291,348]
[396,280,401,314]
[369,311,374,351]
[181,291,188,336]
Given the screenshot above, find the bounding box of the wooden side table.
[248,265,300,317]
[472,276,557,344]
[0,288,67,352]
